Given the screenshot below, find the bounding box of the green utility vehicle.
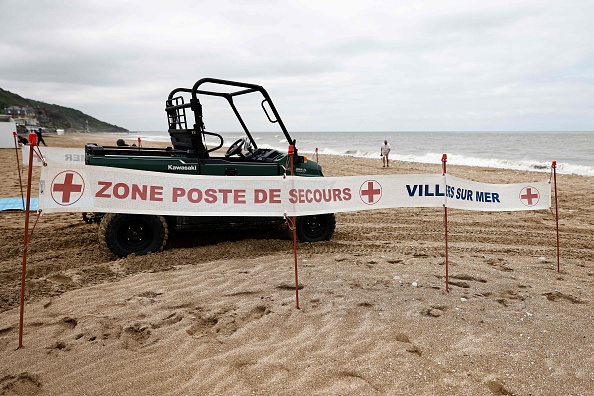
[84,78,335,257]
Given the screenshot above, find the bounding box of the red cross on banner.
[51,171,85,206]
[519,186,540,207]
[359,180,382,205]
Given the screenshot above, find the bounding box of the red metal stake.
[552,161,560,273]
[18,133,37,349]
[288,145,300,309]
[442,154,449,293]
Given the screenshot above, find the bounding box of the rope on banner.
[442,154,449,293]
[23,210,43,253]
[551,161,560,273]
[32,145,47,166]
[12,132,25,210]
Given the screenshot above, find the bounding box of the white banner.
[22,146,85,166]
[38,163,551,216]
[444,174,550,211]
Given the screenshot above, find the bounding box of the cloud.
[1,0,593,131]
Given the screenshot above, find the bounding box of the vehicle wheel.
[98,213,168,257]
[295,213,335,242]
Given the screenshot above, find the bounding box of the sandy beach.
[1,133,593,395]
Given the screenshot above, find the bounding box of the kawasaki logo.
[167,164,197,171]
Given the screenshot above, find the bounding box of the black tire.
[98,213,168,257]
[295,213,336,242]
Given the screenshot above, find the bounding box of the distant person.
[380,140,391,167]
[35,128,47,146]
[17,135,28,145]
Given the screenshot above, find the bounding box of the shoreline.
[55,131,594,177]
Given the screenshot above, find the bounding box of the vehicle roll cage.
[165,78,294,158]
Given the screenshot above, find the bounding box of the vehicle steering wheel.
[225,138,244,158]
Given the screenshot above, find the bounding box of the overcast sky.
[1,0,593,132]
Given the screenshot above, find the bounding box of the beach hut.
[0,115,17,148]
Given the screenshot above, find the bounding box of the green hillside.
[0,87,128,132]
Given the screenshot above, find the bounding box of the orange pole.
[18,133,37,348]
[442,154,449,293]
[288,145,300,309]
[552,161,560,273]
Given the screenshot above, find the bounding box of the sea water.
[120,131,594,177]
